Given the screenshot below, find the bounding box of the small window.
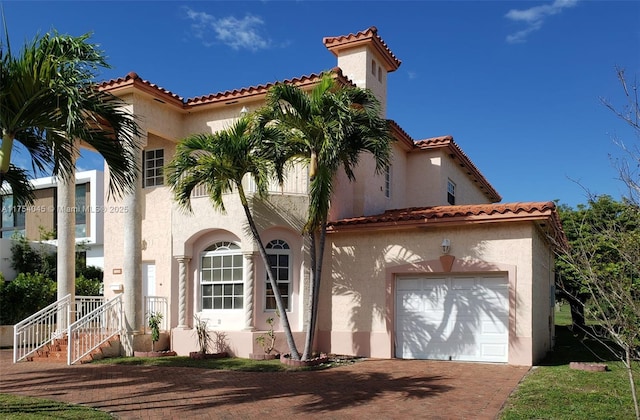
[378,65,382,82]
[1,195,25,238]
[384,165,391,198]
[371,59,376,76]
[143,149,164,188]
[265,239,291,311]
[447,179,456,205]
[75,183,87,238]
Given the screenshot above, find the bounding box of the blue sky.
[3,0,639,207]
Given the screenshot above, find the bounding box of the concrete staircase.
[28,335,122,364]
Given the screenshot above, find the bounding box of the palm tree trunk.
[1,132,15,175]
[238,184,301,360]
[302,221,327,360]
[302,230,317,360]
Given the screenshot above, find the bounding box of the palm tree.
[1,30,140,198]
[167,114,301,360]
[264,73,393,360]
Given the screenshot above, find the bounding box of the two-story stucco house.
[98,27,565,365]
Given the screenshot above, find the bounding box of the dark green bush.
[0,273,56,324]
[75,275,102,296]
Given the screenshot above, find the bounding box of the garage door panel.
[396,275,509,363]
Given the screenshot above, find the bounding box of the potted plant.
[251,317,278,360]
[148,312,163,352]
[134,311,176,357]
[190,315,228,359]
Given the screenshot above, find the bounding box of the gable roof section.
[327,201,568,249]
[414,136,501,203]
[323,26,401,72]
[98,71,186,108]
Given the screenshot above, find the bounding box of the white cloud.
[505,0,579,44]
[183,7,270,51]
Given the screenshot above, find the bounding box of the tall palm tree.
[264,73,393,360]
[1,29,140,199]
[167,114,301,360]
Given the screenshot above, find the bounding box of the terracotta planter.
[189,351,228,360]
[134,350,177,358]
[249,353,277,360]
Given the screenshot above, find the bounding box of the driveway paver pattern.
[0,350,528,419]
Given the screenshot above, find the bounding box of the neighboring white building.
[0,170,105,279]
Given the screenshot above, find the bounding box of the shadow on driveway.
[0,350,528,419]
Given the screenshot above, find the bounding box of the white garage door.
[396,275,509,363]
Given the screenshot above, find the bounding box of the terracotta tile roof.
[413,136,501,202]
[328,201,568,248]
[323,26,401,72]
[98,68,355,110]
[186,67,355,107]
[98,71,186,107]
[388,120,415,150]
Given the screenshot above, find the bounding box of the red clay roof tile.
[328,201,567,248]
[99,68,355,109]
[413,136,501,202]
[323,26,401,72]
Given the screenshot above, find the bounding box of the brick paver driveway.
[0,350,528,419]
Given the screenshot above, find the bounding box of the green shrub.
[0,273,56,324]
[80,265,103,282]
[9,235,56,280]
[76,275,102,296]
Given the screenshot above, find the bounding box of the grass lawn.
[500,304,640,419]
[0,394,112,419]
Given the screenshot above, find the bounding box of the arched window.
[200,241,243,310]
[265,239,291,311]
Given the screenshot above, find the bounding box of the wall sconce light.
[110,284,124,293]
[240,106,249,116]
[441,239,451,255]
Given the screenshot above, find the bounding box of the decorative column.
[243,252,256,331]
[122,150,143,354]
[57,167,76,327]
[176,256,191,329]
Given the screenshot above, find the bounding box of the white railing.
[68,295,123,365]
[13,294,72,363]
[76,296,105,319]
[144,296,169,332]
[191,166,309,199]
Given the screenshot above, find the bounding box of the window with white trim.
[265,239,291,311]
[447,179,456,205]
[143,149,164,187]
[200,241,243,310]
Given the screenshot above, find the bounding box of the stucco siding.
[324,223,538,364]
[531,225,555,363]
[336,46,388,116]
[405,153,441,207]
[438,150,493,205]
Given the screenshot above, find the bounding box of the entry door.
[396,275,509,363]
[142,262,156,298]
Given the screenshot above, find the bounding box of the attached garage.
[395,275,509,363]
